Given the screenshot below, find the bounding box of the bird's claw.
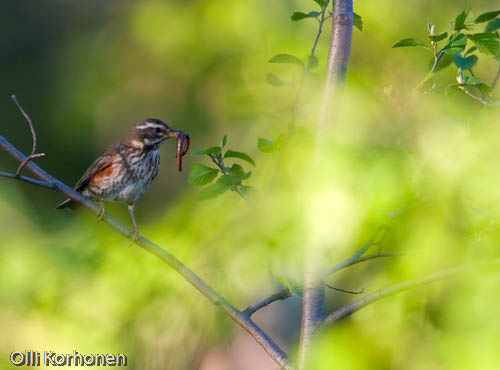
[128,227,139,247]
[97,203,106,221]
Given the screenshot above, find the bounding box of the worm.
[175,131,190,171]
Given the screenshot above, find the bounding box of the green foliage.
[189,135,254,200]
[188,163,219,186]
[441,33,467,56]
[224,150,255,166]
[291,11,320,21]
[313,0,329,8]
[454,7,473,31]
[453,53,478,69]
[266,73,286,86]
[258,134,286,153]
[486,18,500,33]
[428,32,448,42]
[474,10,500,23]
[268,53,304,68]
[394,7,500,105]
[392,38,429,48]
[467,33,500,57]
[353,12,363,31]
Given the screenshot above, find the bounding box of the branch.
[492,61,500,89]
[326,250,404,276]
[317,0,353,130]
[243,287,292,317]
[11,95,45,176]
[0,134,292,370]
[321,259,500,328]
[0,171,55,189]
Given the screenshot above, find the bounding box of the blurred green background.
[1,0,499,369]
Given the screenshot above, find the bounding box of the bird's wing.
[73,144,119,192]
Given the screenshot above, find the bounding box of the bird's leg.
[128,203,139,245]
[97,201,106,221]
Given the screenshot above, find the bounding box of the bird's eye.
[155,127,162,133]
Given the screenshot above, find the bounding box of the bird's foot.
[97,203,106,221]
[128,227,140,247]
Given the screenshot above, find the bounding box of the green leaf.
[258,134,286,153]
[353,12,363,31]
[227,163,247,179]
[428,53,453,72]
[236,184,254,197]
[268,54,304,68]
[429,32,448,42]
[453,54,478,69]
[273,276,293,294]
[313,0,329,7]
[221,134,227,149]
[192,146,221,156]
[463,76,482,85]
[392,38,428,48]
[266,73,285,86]
[486,18,500,33]
[291,12,319,21]
[454,8,473,31]
[217,174,242,186]
[196,181,232,201]
[188,163,219,186]
[464,46,477,55]
[474,10,500,23]
[476,83,493,95]
[445,83,462,96]
[224,150,256,166]
[308,55,319,69]
[467,33,500,57]
[441,33,467,56]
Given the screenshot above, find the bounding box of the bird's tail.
[56,198,81,210]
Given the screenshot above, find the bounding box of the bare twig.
[321,259,500,328]
[0,171,54,189]
[492,62,500,89]
[268,5,329,191]
[460,86,491,106]
[11,95,45,176]
[0,135,292,370]
[243,287,292,317]
[325,283,364,295]
[326,251,404,276]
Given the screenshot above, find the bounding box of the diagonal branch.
[321,259,500,328]
[11,95,45,176]
[0,134,292,370]
[326,250,404,276]
[243,287,292,317]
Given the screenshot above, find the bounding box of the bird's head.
[130,118,177,147]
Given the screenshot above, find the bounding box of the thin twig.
[0,135,292,370]
[321,259,500,328]
[268,5,329,191]
[325,283,364,295]
[243,287,292,317]
[0,171,55,189]
[326,251,404,276]
[460,86,491,106]
[492,61,500,89]
[11,95,45,176]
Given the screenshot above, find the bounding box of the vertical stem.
[298,1,354,368]
[297,254,325,369]
[317,0,353,131]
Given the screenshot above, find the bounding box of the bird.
[56,118,189,241]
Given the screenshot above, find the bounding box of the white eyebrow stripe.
[136,122,165,130]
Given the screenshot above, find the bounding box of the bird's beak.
[166,130,178,139]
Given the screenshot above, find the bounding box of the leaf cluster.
[188,135,255,200]
[393,7,500,103]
